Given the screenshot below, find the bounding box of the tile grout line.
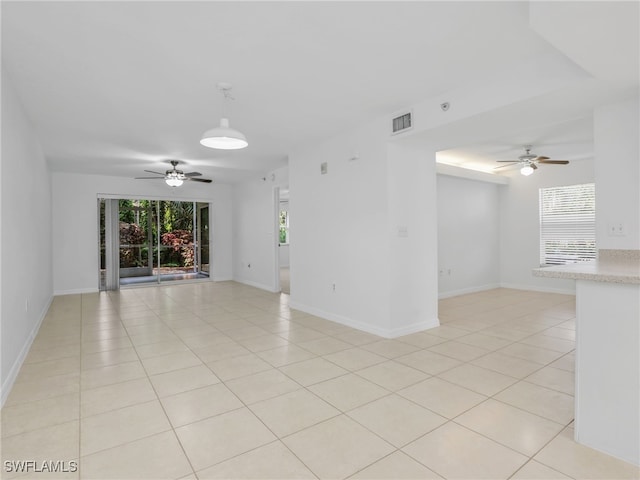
[78,293,84,479]
[144,286,331,478]
[185,296,424,478]
[8,286,588,480]
[106,292,576,472]
[505,421,578,480]
[184,298,324,479]
[79,289,194,476]
[125,289,200,480]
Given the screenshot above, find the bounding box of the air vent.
[391,111,412,135]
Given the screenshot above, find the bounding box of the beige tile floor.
[2,283,639,479]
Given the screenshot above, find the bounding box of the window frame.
[539,182,596,267]
[279,207,289,245]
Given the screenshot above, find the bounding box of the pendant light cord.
[217,82,235,119]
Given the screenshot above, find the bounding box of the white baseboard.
[439,283,501,299]
[289,301,387,336]
[289,301,440,339]
[54,287,99,296]
[387,317,441,337]
[1,295,53,407]
[499,282,576,295]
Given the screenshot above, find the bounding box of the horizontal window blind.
[539,183,596,266]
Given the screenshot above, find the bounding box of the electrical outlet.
[332,283,336,293]
[608,223,627,236]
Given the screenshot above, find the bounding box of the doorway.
[278,188,290,294]
[99,198,211,290]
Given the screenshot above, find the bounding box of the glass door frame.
[98,194,212,290]
[196,203,210,277]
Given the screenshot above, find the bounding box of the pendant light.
[200,83,248,150]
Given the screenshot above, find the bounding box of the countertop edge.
[533,249,640,285]
[533,267,640,285]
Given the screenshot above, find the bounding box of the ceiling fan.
[135,160,213,187]
[494,145,569,176]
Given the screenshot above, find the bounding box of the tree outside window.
[279,209,289,244]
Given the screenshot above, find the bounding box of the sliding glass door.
[197,203,210,276]
[119,199,155,283]
[99,198,211,290]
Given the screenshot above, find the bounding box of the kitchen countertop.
[533,249,640,285]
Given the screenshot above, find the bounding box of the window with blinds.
[539,183,596,266]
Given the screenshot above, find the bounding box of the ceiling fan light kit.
[520,164,535,176]
[200,83,248,150]
[135,160,212,187]
[165,173,184,187]
[494,145,570,176]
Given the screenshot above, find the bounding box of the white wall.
[499,158,595,293]
[283,48,591,336]
[51,173,233,294]
[575,281,640,465]
[387,142,440,334]
[279,245,290,268]
[594,95,640,249]
[289,117,397,335]
[437,174,500,297]
[231,166,289,292]
[1,68,53,403]
[232,178,279,292]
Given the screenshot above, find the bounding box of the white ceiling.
[436,116,595,174]
[2,1,638,183]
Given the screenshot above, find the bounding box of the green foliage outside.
[119,221,146,268]
[118,200,196,268]
[161,230,194,267]
[279,210,288,244]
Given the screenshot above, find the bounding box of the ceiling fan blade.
[534,156,550,161]
[188,177,213,183]
[184,172,202,177]
[531,163,538,170]
[538,159,570,165]
[143,170,166,176]
[496,160,521,163]
[135,176,166,180]
[493,162,519,170]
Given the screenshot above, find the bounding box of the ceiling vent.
[391,111,412,135]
